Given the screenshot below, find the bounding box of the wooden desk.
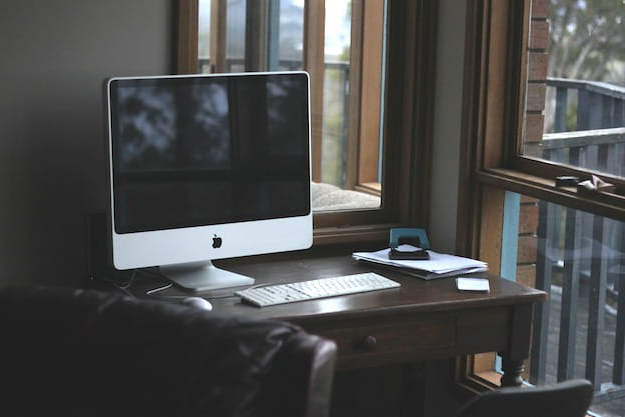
[195,251,545,387]
[97,249,546,416]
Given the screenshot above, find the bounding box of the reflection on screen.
[109,73,310,233]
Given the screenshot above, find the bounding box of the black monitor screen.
[108,72,311,234]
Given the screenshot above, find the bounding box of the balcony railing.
[548,77,625,133]
[529,79,625,409]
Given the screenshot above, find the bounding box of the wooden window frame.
[457,0,625,392]
[458,0,625,261]
[175,0,438,246]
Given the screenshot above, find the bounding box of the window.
[522,0,625,181]
[195,0,384,211]
[460,0,625,412]
[176,0,438,245]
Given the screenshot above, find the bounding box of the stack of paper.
[352,245,488,280]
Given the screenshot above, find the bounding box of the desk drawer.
[312,316,456,369]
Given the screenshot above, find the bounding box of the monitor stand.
[159,261,254,292]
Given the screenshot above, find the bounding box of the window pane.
[199,0,211,73]
[314,0,385,212]
[502,191,625,415]
[198,0,302,73]
[522,0,625,180]
[197,0,386,213]
[225,0,246,72]
[276,0,304,70]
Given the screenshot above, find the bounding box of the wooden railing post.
[614,231,625,385]
[530,200,557,384]
[554,87,568,132]
[585,215,608,390]
[557,206,582,382]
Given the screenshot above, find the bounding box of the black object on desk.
[555,175,581,187]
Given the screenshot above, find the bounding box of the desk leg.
[499,355,525,387]
[499,302,534,387]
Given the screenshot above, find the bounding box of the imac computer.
[104,71,312,291]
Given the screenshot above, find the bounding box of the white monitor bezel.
[105,71,313,272]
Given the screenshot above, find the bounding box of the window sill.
[312,182,381,212]
[354,182,382,197]
[478,168,625,220]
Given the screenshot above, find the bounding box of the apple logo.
[212,234,222,249]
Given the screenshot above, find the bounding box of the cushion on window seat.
[311,182,380,211]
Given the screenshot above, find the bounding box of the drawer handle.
[362,335,377,351]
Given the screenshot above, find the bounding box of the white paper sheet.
[352,245,488,275]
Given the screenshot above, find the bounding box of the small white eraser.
[456,277,490,292]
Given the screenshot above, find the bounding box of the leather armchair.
[0,285,336,417]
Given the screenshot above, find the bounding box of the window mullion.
[209,0,227,73]
[357,0,385,187]
[303,0,325,183]
[244,0,267,71]
[344,0,364,190]
[177,0,200,74]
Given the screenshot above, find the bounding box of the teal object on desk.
[389,228,430,250]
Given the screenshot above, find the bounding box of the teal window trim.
[500,191,520,282]
[497,191,521,373]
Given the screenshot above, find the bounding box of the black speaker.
[86,211,133,287]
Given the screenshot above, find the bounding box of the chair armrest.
[259,333,337,417]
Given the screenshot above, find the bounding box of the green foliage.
[549,0,625,84]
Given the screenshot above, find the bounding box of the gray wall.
[0,0,173,287]
[429,0,465,253]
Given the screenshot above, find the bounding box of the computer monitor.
[104,71,312,291]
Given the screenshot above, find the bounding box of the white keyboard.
[235,272,400,307]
